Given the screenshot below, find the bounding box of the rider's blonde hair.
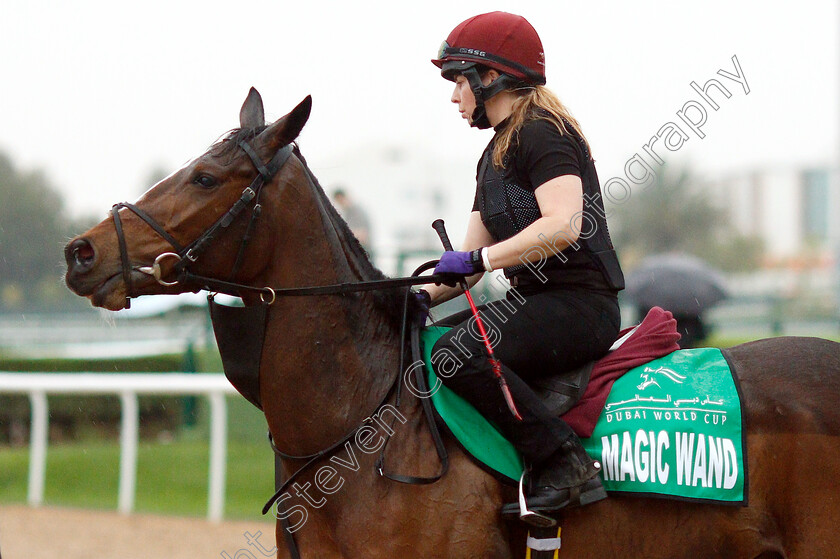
[492,85,590,169]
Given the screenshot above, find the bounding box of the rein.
[180,269,443,303]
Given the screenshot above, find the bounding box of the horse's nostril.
[67,238,95,269]
[75,246,93,264]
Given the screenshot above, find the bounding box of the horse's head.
[64,88,312,311]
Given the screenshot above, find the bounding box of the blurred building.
[705,164,839,264]
[700,164,840,313]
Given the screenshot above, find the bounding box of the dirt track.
[0,505,276,559]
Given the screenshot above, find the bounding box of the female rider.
[420,11,625,524]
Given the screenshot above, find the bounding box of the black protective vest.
[476,121,625,291]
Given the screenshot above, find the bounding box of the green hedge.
[0,354,183,373]
[0,352,212,444]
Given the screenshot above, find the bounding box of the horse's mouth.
[85,268,159,311]
[88,272,127,310]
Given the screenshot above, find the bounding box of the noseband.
[110,140,294,308]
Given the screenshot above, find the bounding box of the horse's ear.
[257,95,312,151]
[240,87,266,129]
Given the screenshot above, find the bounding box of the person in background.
[332,188,372,252]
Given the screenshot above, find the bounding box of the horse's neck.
[257,166,402,454]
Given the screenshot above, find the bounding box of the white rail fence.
[0,373,237,522]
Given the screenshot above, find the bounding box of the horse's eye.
[194,175,217,189]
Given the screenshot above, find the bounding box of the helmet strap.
[461,66,523,130]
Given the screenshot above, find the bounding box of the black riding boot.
[503,438,607,521]
[528,438,606,508]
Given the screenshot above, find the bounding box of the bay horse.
[65,89,840,558]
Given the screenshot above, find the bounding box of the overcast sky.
[1,0,837,225]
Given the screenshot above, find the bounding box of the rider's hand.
[433,249,484,286]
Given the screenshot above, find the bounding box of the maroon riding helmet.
[431,11,546,128]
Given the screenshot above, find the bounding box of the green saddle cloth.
[421,326,524,483]
[420,327,747,504]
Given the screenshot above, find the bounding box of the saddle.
[530,318,651,417]
[416,307,682,486]
[558,306,681,438]
[510,307,683,437]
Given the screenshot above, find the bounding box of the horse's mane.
[292,146,423,329]
[211,127,423,328]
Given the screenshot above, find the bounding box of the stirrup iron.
[517,472,557,528]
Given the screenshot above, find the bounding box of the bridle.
[110,139,294,309]
[111,139,438,307]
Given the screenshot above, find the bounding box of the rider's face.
[451,75,476,124]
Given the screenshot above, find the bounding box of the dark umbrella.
[624,253,728,315]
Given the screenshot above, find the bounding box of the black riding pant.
[431,287,620,465]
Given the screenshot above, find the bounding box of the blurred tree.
[611,163,764,272]
[0,151,95,310]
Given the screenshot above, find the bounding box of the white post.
[207,391,227,522]
[27,390,48,506]
[118,391,139,515]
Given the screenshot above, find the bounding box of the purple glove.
[433,249,484,286]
